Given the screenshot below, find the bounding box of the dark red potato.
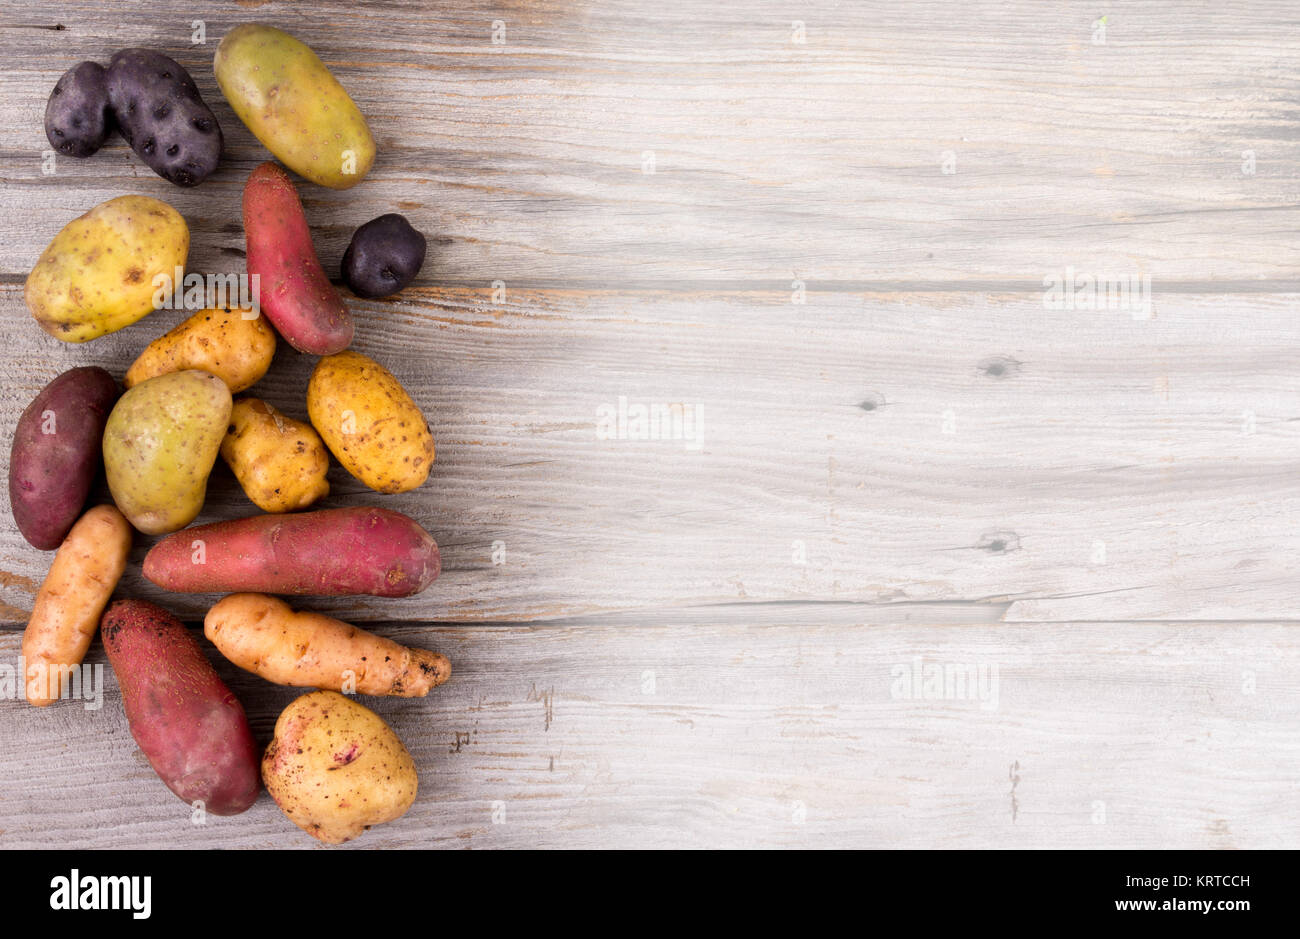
[9,367,119,550]
[243,162,354,355]
[101,599,261,816]
[143,506,441,597]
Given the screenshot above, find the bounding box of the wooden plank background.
[0,0,1297,848]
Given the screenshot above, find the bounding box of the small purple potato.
[8,367,119,550]
[45,62,113,158]
[107,49,222,187]
[341,214,427,299]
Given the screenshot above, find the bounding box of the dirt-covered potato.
[262,691,417,844]
[307,351,434,494]
[342,214,427,299]
[107,49,223,187]
[25,194,189,343]
[220,399,329,513]
[45,61,113,158]
[125,307,275,393]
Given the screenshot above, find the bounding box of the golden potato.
[125,307,276,393]
[220,399,329,513]
[306,351,434,494]
[262,691,417,845]
[26,195,188,343]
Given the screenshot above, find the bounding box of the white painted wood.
[0,620,1294,849]
[0,0,1295,849]
[1,287,1296,623]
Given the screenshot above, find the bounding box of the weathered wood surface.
[0,0,1297,848]
[2,620,1296,849]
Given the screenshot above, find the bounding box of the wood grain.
[0,619,1295,849]
[0,0,1296,849]
[1,286,1296,623]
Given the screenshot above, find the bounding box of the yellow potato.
[262,691,417,844]
[215,25,375,190]
[25,195,189,343]
[307,351,434,494]
[125,307,276,393]
[220,399,330,513]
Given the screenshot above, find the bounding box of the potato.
[9,367,119,549]
[125,307,275,393]
[25,194,189,343]
[219,399,329,512]
[22,505,131,707]
[204,593,450,696]
[144,506,440,597]
[102,599,260,815]
[342,214,427,299]
[215,24,375,190]
[242,162,353,355]
[262,691,417,844]
[106,49,223,187]
[103,370,231,534]
[307,351,434,493]
[45,61,112,158]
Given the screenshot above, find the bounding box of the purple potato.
[107,49,222,187]
[9,367,119,550]
[341,214,427,299]
[45,61,113,158]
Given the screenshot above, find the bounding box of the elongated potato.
[307,351,434,493]
[243,162,353,355]
[125,307,275,393]
[144,506,439,596]
[215,24,375,189]
[102,599,260,815]
[22,505,131,706]
[204,593,450,697]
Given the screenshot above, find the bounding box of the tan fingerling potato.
[263,691,418,844]
[22,505,132,706]
[220,399,329,513]
[125,307,275,393]
[204,593,450,696]
[307,350,434,494]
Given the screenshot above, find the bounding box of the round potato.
[25,195,189,343]
[262,691,417,844]
[306,351,433,494]
[220,399,329,513]
[126,307,275,393]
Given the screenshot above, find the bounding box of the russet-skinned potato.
[307,351,434,494]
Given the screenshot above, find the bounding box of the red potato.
[143,506,440,597]
[243,161,353,354]
[9,367,119,549]
[101,599,260,815]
